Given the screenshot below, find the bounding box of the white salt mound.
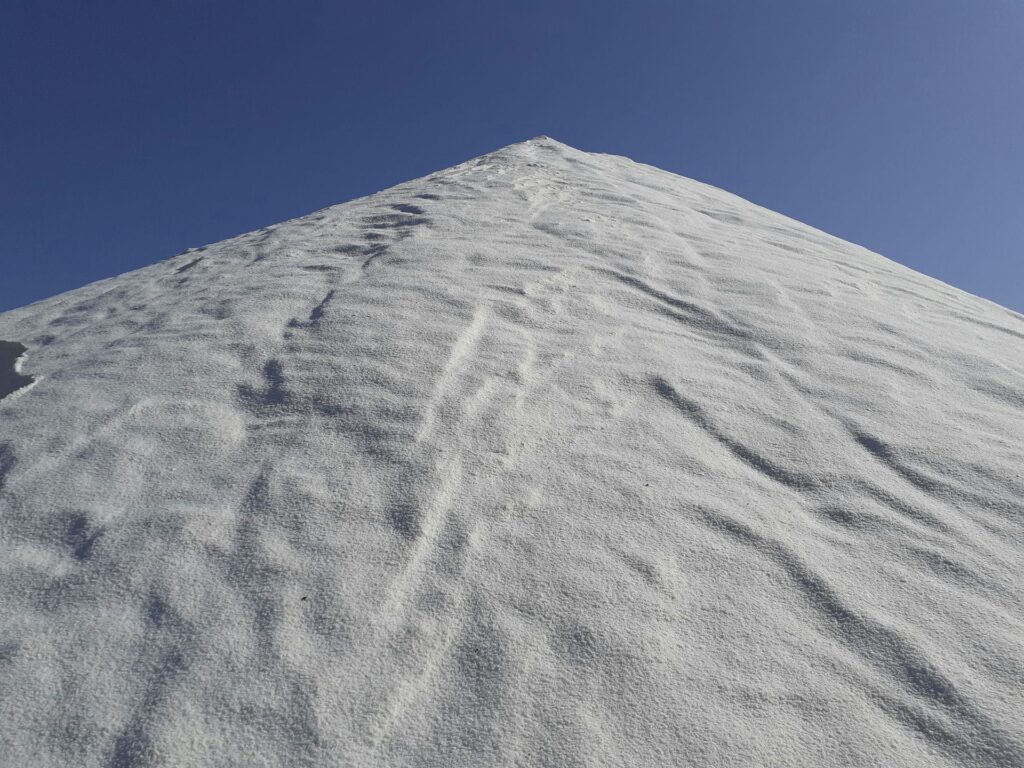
[1,138,1022,767]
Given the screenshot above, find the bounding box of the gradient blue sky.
[2,1,1021,313]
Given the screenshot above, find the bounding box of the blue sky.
[1,1,1021,313]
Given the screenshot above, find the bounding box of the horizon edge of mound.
[0,341,37,400]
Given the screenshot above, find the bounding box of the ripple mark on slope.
[696,506,1024,766]
[598,269,761,355]
[852,430,943,494]
[107,595,194,768]
[652,377,817,490]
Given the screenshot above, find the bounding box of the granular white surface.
[1,138,1022,767]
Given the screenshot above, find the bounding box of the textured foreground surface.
[1,138,1022,767]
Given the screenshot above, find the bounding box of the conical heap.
[1,137,1022,767]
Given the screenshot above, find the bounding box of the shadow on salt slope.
[174,256,203,274]
[64,513,105,561]
[107,596,195,768]
[287,290,335,331]
[0,443,15,493]
[0,341,35,400]
[238,359,289,409]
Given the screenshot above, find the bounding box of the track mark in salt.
[415,306,489,444]
[652,377,817,490]
[0,341,36,400]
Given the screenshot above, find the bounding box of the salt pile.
[1,138,1022,766]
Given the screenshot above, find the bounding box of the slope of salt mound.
[0,137,1022,767]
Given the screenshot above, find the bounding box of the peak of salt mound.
[1,140,1022,767]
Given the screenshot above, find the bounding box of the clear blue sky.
[1,1,1021,313]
